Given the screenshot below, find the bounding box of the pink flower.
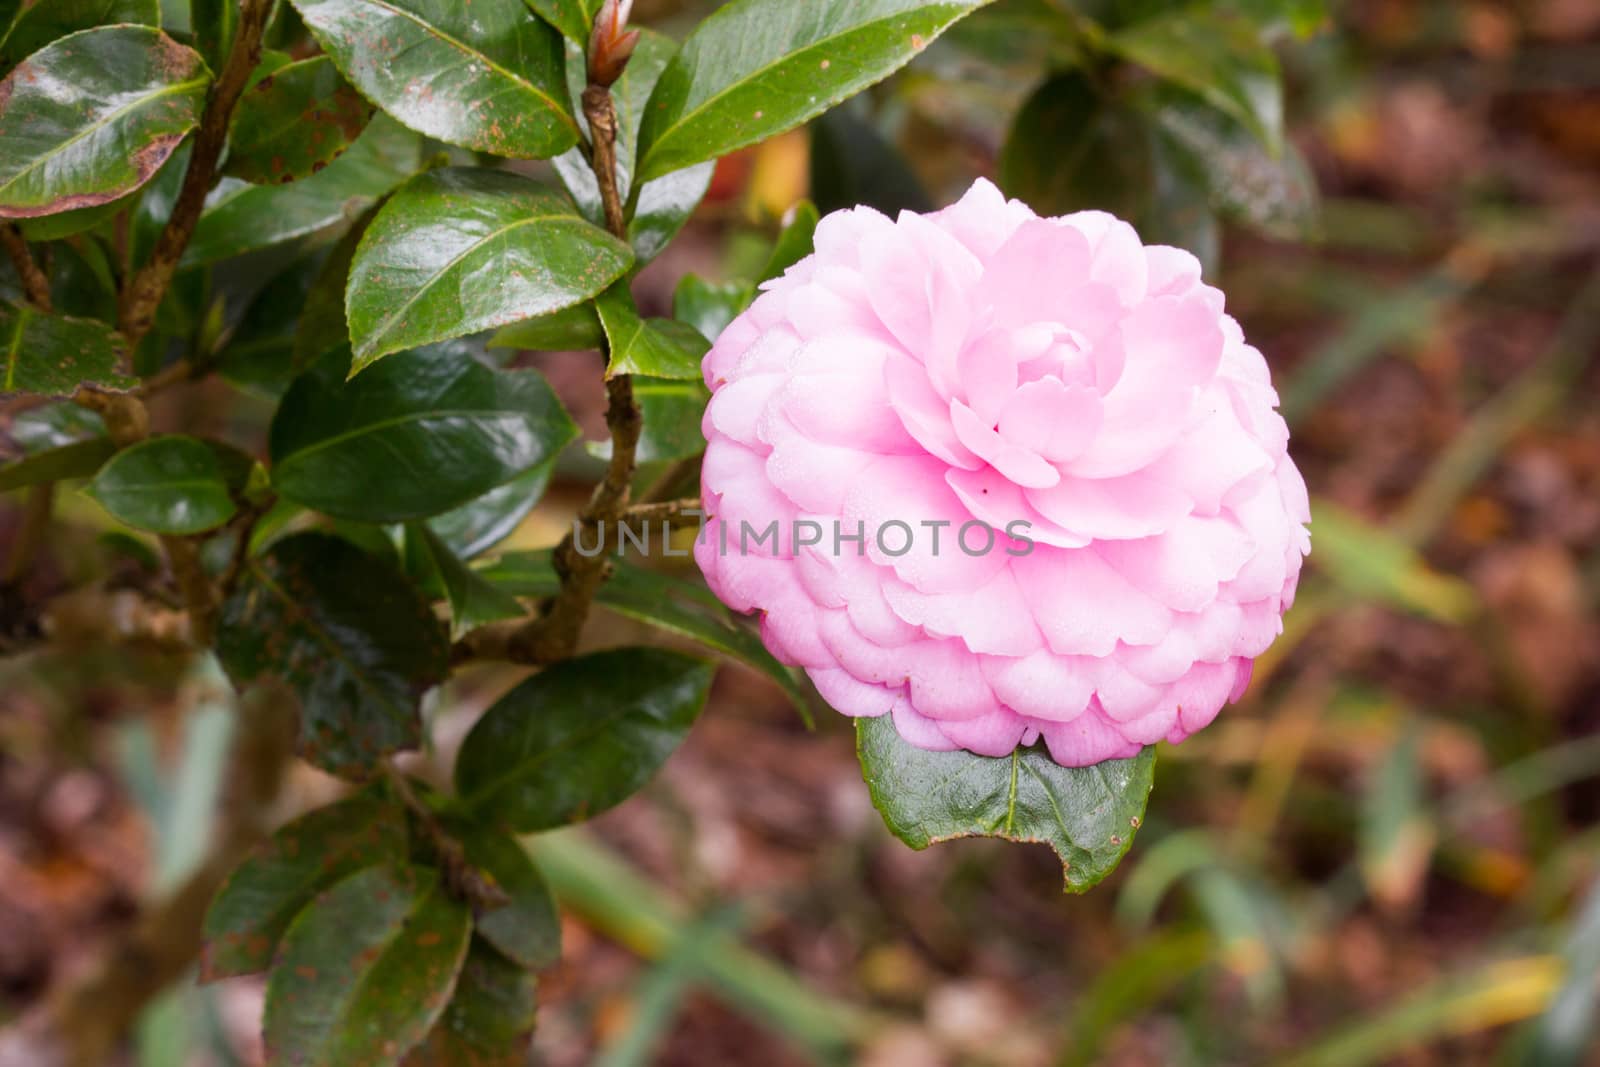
[694,179,1311,766]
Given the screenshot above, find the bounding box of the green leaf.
[591,376,708,465]
[7,402,105,451]
[346,167,633,371]
[184,112,421,265]
[16,195,127,241]
[216,531,450,778]
[270,342,579,523]
[455,647,714,832]
[628,162,714,265]
[192,0,238,70]
[553,30,713,265]
[760,199,820,283]
[444,820,560,971]
[290,0,578,159]
[427,459,557,559]
[402,939,539,1067]
[0,438,117,492]
[404,522,525,639]
[0,26,208,219]
[224,55,373,185]
[672,274,752,344]
[999,71,1154,224]
[856,714,1155,892]
[809,106,932,217]
[477,553,810,721]
[1141,83,1317,239]
[1106,9,1283,152]
[291,203,378,370]
[217,253,329,396]
[262,864,472,1067]
[595,283,709,380]
[521,0,601,44]
[201,790,408,981]
[84,435,240,535]
[488,301,603,353]
[633,0,991,183]
[1,302,132,397]
[0,0,159,73]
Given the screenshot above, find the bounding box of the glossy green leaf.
[477,553,810,719]
[444,820,560,971]
[760,200,820,283]
[428,459,557,559]
[224,55,373,185]
[553,30,713,264]
[184,112,420,265]
[809,105,933,218]
[84,435,239,534]
[521,0,601,44]
[595,283,708,380]
[487,301,603,352]
[856,714,1155,892]
[290,0,577,158]
[1,302,132,397]
[404,522,525,639]
[0,438,117,492]
[1142,83,1317,239]
[6,402,106,451]
[346,167,633,371]
[672,274,752,344]
[634,0,991,183]
[216,531,450,778]
[201,790,408,980]
[0,26,208,218]
[262,864,472,1067]
[456,647,714,832]
[0,0,159,73]
[271,342,579,522]
[402,939,539,1067]
[1106,9,1283,152]
[591,376,708,465]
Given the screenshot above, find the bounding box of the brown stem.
[455,82,643,667]
[382,765,509,913]
[582,85,628,237]
[2,223,52,311]
[118,0,272,345]
[4,482,54,583]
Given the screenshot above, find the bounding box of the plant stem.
[1,223,52,311]
[459,79,644,667]
[118,0,272,345]
[381,765,508,912]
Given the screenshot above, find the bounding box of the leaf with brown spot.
[0,25,209,218]
[226,55,373,185]
[215,532,449,780]
[401,939,538,1067]
[0,301,133,398]
[263,864,472,1067]
[201,790,408,981]
[289,0,577,159]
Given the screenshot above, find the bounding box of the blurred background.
[4,0,1600,1064]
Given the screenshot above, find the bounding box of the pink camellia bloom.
[694,179,1311,766]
